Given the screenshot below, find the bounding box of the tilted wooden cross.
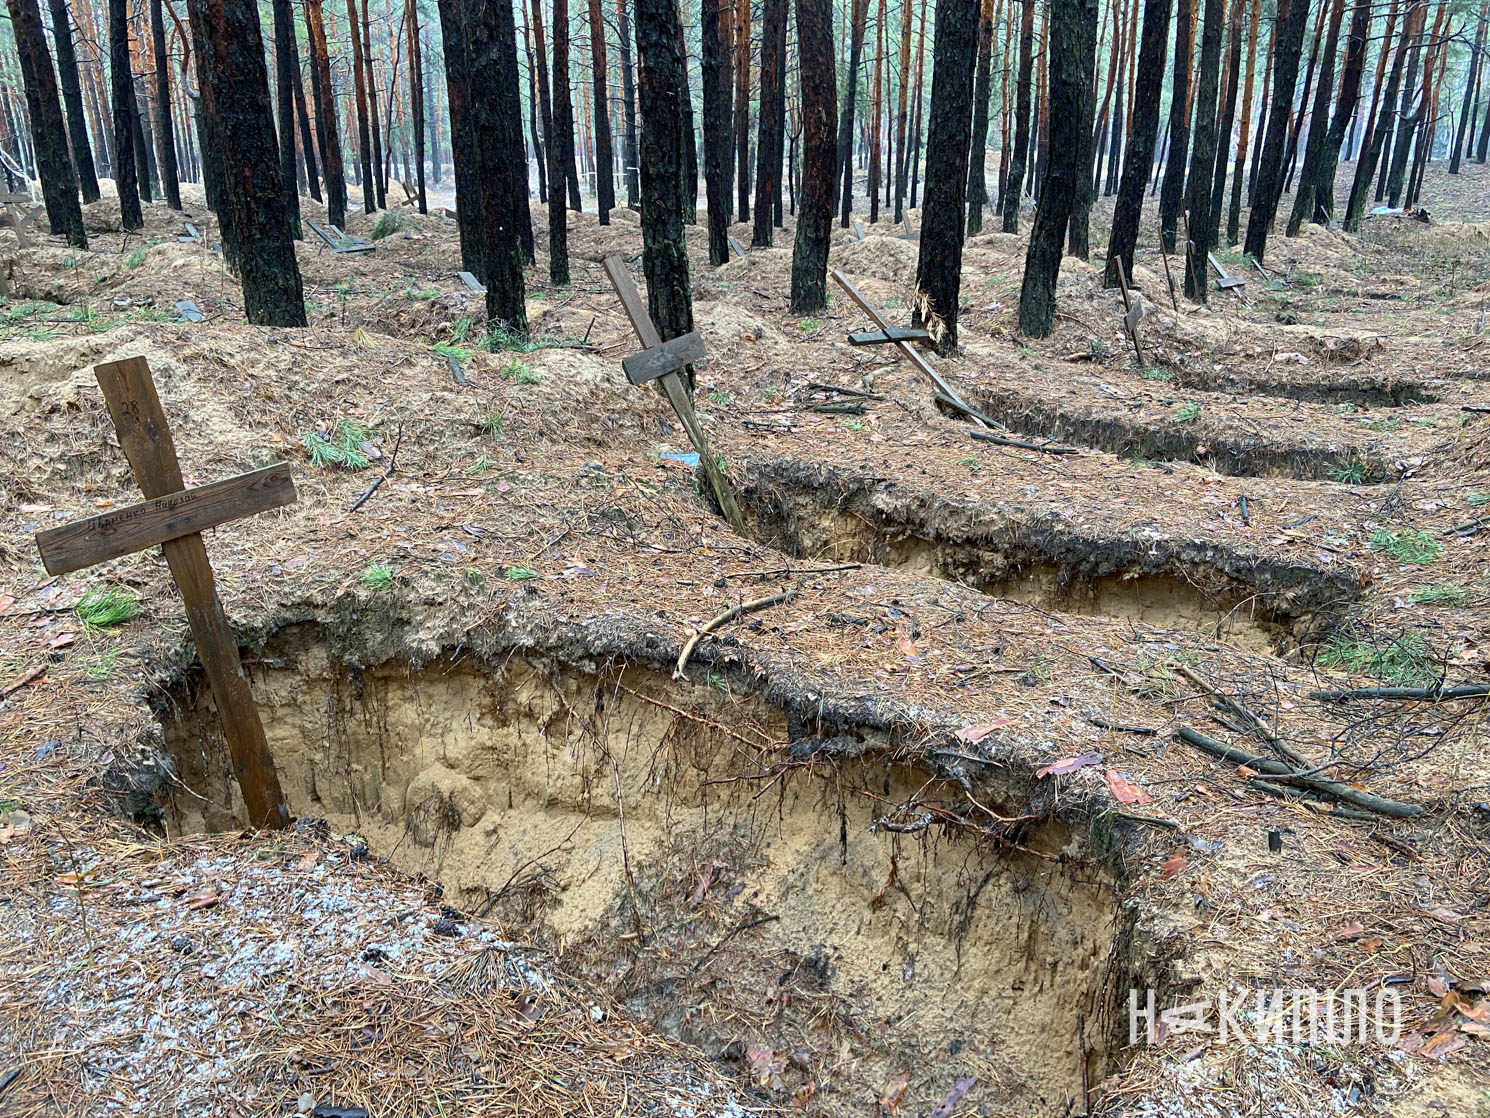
[33,357,293,829]
[600,253,746,534]
[1110,256,1148,368]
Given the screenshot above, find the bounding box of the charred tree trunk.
[1452,4,1487,173]
[634,0,696,380]
[132,78,155,203]
[965,0,995,236]
[1001,0,1034,231]
[46,0,101,203]
[791,0,836,311]
[521,2,546,201]
[1344,0,1410,230]
[677,15,698,217]
[468,0,528,333]
[438,0,484,275]
[193,0,307,325]
[1383,3,1429,206]
[109,0,142,228]
[1104,0,1169,283]
[1207,0,1242,236]
[305,0,347,227]
[1020,0,1096,334]
[271,0,301,235]
[867,0,883,222]
[345,0,375,213]
[836,0,868,222]
[588,0,615,222]
[8,0,86,244]
[548,0,576,280]
[1285,0,1344,235]
[914,0,979,353]
[361,0,386,208]
[407,0,426,212]
[616,0,639,205]
[1241,0,1307,260]
[529,0,554,197]
[1225,0,1259,242]
[702,0,734,262]
[1182,0,1223,299]
[893,0,913,219]
[752,0,787,245]
[1157,0,1193,251]
[1067,0,1100,257]
[150,0,180,208]
[1308,0,1368,222]
[735,0,752,220]
[291,17,321,202]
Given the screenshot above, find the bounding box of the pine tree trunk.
[149,0,181,208]
[1104,0,1171,284]
[677,16,698,218]
[192,0,306,324]
[965,0,994,235]
[361,0,386,208]
[548,0,576,280]
[1182,0,1223,299]
[529,0,555,196]
[1001,0,1034,231]
[46,0,101,202]
[1451,5,1487,173]
[836,0,868,222]
[1066,0,1099,257]
[271,0,301,234]
[437,0,484,274]
[407,0,426,212]
[791,0,836,311]
[109,0,143,228]
[1286,0,1345,234]
[1247,28,1271,197]
[586,0,615,222]
[752,0,786,245]
[634,0,696,382]
[1225,0,1259,243]
[466,0,528,333]
[521,2,547,201]
[616,0,639,204]
[8,0,86,244]
[909,0,928,206]
[1157,0,1193,251]
[345,0,375,213]
[1308,0,1369,221]
[291,21,322,201]
[1242,0,1307,261]
[1019,0,1095,335]
[914,0,979,353]
[735,0,752,220]
[186,0,228,219]
[868,0,883,222]
[773,2,786,222]
[894,0,913,219]
[1207,0,1242,234]
[1344,0,1409,229]
[132,78,155,203]
[305,0,347,226]
[702,0,733,262]
[1383,3,1430,206]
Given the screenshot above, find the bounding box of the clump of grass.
[1317,631,1435,687]
[74,586,142,631]
[478,410,505,437]
[406,285,442,301]
[504,565,539,581]
[304,420,373,470]
[1356,416,1399,434]
[1140,368,1173,382]
[361,563,394,590]
[481,323,583,353]
[500,361,541,385]
[1410,583,1467,607]
[1173,401,1202,423]
[371,212,410,239]
[432,340,473,361]
[797,317,821,332]
[844,419,865,431]
[1468,491,1490,509]
[450,316,474,343]
[1369,527,1443,566]
[124,247,147,269]
[1331,461,1367,485]
[957,454,978,468]
[708,389,732,406]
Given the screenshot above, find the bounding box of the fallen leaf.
[1420,1030,1467,1060]
[1160,852,1190,880]
[957,719,1012,744]
[930,1075,976,1118]
[746,1043,785,1091]
[1105,769,1155,805]
[894,636,920,657]
[1037,751,1102,778]
[1429,975,1450,997]
[1334,922,1365,942]
[879,1071,910,1113]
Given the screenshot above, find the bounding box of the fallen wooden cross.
[621,330,708,385]
[1208,252,1248,301]
[33,357,293,829]
[847,326,931,346]
[177,221,202,243]
[601,253,745,533]
[305,217,374,254]
[457,270,485,293]
[175,299,204,322]
[727,234,747,258]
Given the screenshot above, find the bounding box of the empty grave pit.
[149,622,1151,1116]
[740,465,1362,657]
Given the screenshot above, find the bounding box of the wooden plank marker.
[1208,251,1249,302]
[726,234,747,258]
[847,326,931,346]
[899,215,919,242]
[1110,256,1147,367]
[601,254,746,534]
[175,299,204,323]
[33,357,292,829]
[852,220,865,241]
[457,270,485,293]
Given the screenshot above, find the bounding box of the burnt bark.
[407,0,426,213]
[1344,0,1410,230]
[791,0,836,311]
[291,6,321,202]
[305,0,346,227]
[835,0,868,222]
[1451,6,1486,174]
[914,0,979,353]
[360,0,386,208]
[345,0,375,213]
[1182,0,1223,300]
[8,0,86,244]
[735,0,751,220]
[46,0,101,203]
[548,0,577,280]
[437,0,484,275]
[1307,0,1368,223]
[616,0,639,205]
[1001,0,1034,231]
[150,0,180,208]
[702,0,733,261]
[1067,0,1100,257]
[1157,0,1193,252]
[108,0,142,228]
[1383,4,1427,206]
[529,0,554,199]
[1242,0,1308,261]
[272,0,301,235]
[1207,0,1242,237]
[1285,0,1344,235]
[193,0,307,325]
[965,0,994,236]
[635,0,696,379]
[752,0,787,246]
[1104,0,1170,285]
[587,0,615,222]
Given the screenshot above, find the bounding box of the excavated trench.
[148,621,1160,1116]
[739,461,1362,657]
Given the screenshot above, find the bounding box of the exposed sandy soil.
[3,158,1490,1117]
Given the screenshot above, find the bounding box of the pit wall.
[155,626,1133,1115]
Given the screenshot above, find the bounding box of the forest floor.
[2,158,1490,1118]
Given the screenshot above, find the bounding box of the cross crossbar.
[621,331,708,385]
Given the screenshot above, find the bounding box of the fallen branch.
[933,392,1008,431]
[347,423,404,514]
[1175,664,1311,768]
[1309,683,1490,703]
[674,590,798,680]
[723,563,862,580]
[1177,727,1423,818]
[807,381,882,399]
[970,429,1080,455]
[1446,514,1490,537]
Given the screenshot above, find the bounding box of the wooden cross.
[899,215,919,241]
[601,253,746,534]
[1207,252,1249,302]
[33,357,293,829]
